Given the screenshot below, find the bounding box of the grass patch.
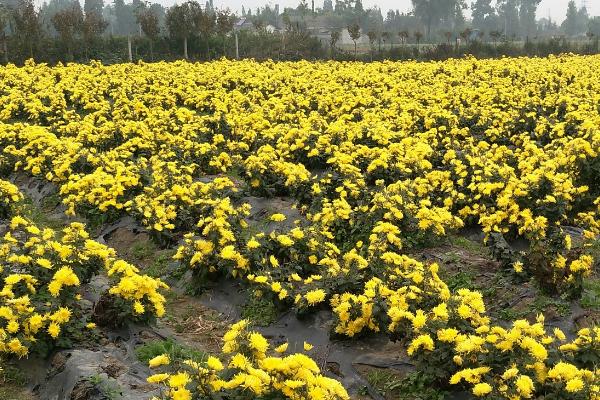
[403,230,445,251]
[127,241,182,280]
[0,363,27,387]
[448,235,487,255]
[0,363,29,400]
[20,196,63,230]
[241,292,278,327]
[364,369,403,398]
[86,374,122,400]
[144,250,179,279]
[136,339,206,366]
[443,270,477,291]
[0,386,31,400]
[581,278,600,310]
[499,294,571,321]
[394,372,447,400]
[585,238,600,261]
[362,370,446,400]
[225,166,245,184]
[130,240,159,261]
[39,192,62,211]
[530,295,571,318]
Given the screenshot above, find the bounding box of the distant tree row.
[0,0,243,62]
[0,0,599,64]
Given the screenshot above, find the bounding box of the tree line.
[0,0,598,64]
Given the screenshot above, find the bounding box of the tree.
[329,29,340,57]
[577,6,589,35]
[519,0,541,39]
[323,0,333,13]
[216,8,235,57]
[0,4,11,63]
[471,0,494,31]
[382,31,391,49]
[414,30,422,49]
[297,0,308,19]
[347,22,360,56]
[354,0,363,13]
[411,0,455,40]
[398,30,409,45]
[166,1,195,59]
[367,29,376,59]
[497,0,519,39]
[205,0,213,14]
[251,17,264,31]
[562,1,587,37]
[563,1,577,36]
[52,0,83,61]
[453,0,466,31]
[84,0,103,16]
[365,6,383,52]
[459,27,471,44]
[82,0,107,60]
[113,0,136,35]
[135,3,159,60]
[443,30,452,44]
[588,17,600,38]
[39,0,73,35]
[12,0,41,59]
[195,6,215,59]
[489,29,502,46]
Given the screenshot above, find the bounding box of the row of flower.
[0,57,599,398]
[0,178,168,357]
[1,179,351,400]
[1,58,600,241]
[147,320,349,400]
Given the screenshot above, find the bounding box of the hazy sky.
[198,0,599,22]
[34,0,599,23]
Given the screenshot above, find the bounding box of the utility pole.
[128,35,132,61]
[235,31,239,59]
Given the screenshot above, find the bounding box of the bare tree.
[398,30,409,45]
[347,22,360,57]
[414,30,423,49]
[382,31,391,50]
[444,31,452,44]
[489,30,502,47]
[460,27,472,45]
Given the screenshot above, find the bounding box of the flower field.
[0,56,599,399]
